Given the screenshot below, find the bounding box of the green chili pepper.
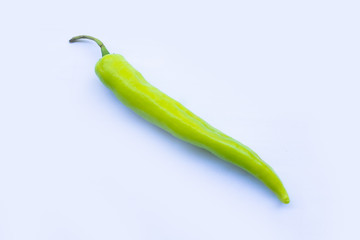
[69,35,290,204]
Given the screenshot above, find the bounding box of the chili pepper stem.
[69,35,110,57]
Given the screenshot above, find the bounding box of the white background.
[0,0,359,239]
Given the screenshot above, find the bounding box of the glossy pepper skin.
[70,35,290,204]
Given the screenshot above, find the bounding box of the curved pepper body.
[95,54,289,204]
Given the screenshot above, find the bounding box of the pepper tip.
[282,195,290,204]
